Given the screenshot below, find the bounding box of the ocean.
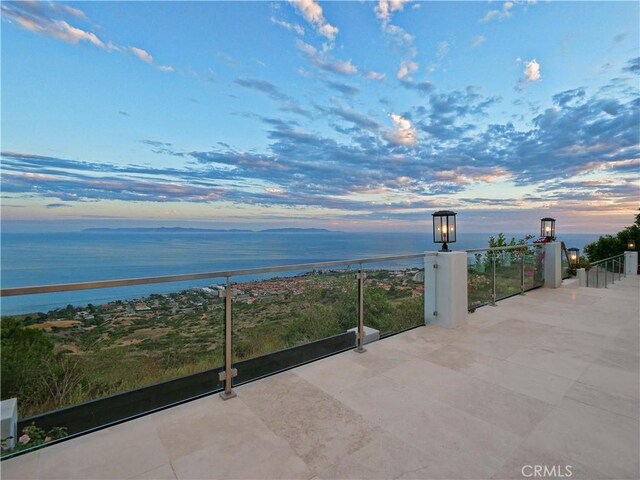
[0,231,601,315]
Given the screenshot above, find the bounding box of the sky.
[1,0,639,234]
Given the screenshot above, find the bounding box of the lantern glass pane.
[448,215,456,243]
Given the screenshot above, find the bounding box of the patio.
[2,276,639,480]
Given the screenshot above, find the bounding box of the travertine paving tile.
[432,376,553,437]
[131,463,177,480]
[523,398,640,480]
[239,371,379,474]
[152,392,267,461]
[507,345,592,380]
[294,352,379,395]
[315,434,425,480]
[170,426,311,479]
[379,397,523,479]
[564,381,640,421]
[421,344,501,375]
[577,362,640,399]
[472,359,576,404]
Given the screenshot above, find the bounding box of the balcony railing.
[466,244,545,310]
[585,253,626,288]
[0,252,431,458]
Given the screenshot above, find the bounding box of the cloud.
[363,70,386,81]
[613,32,628,44]
[375,0,410,23]
[233,77,312,118]
[297,41,358,75]
[470,35,486,48]
[623,57,640,75]
[270,16,305,35]
[324,80,360,96]
[396,60,418,80]
[324,105,380,131]
[1,71,637,221]
[129,46,153,63]
[399,80,434,95]
[1,2,169,69]
[480,1,514,22]
[289,0,337,40]
[524,59,541,82]
[158,65,175,73]
[384,114,417,146]
[46,203,72,209]
[437,41,450,58]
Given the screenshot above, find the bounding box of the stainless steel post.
[355,268,366,353]
[596,265,599,288]
[219,278,237,400]
[520,251,525,295]
[491,253,497,306]
[604,261,608,288]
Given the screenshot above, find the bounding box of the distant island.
[83,227,337,233]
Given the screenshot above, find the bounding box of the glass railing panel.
[561,249,571,280]
[230,266,357,384]
[1,280,224,445]
[362,257,425,337]
[523,245,545,290]
[494,249,525,301]
[467,251,494,310]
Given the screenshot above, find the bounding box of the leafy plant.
[1,422,68,455]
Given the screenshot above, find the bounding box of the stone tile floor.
[3,277,639,480]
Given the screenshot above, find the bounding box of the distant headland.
[82,227,338,233]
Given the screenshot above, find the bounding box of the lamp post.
[540,217,556,242]
[568,247,579,267]
[432,210,457,252]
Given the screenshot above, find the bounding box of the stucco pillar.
[544,242,562,288]
[424,251,468,328]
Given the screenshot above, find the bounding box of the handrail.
[589,253,625,267]
[466,244,538,254]
[0,252,431,297]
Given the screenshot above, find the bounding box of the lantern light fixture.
[432,210,457,252]
[628,240,636,250]
[540,217,556,241]
[567,247,580,267]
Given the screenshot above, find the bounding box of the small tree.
[584,211,640,262]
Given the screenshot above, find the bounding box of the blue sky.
[1,0,638,233]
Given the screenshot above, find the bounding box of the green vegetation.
[1,423,67,455]
[584,211,640,262]
[1,268,423,426]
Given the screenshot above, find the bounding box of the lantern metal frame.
[432,210,457,252]
[540,217,556,241]
[628,241,636,251]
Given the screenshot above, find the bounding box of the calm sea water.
[0,231,600,315]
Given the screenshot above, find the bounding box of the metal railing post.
[219,278,237,400]
[491,252,497,306]
[596,265,599,288]
[355,267,366,353]
[520,251,525,295]
[604,261,608,288]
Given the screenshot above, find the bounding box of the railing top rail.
[465,244,538,254]
[0,252,432,297]
[589,253,625,266]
